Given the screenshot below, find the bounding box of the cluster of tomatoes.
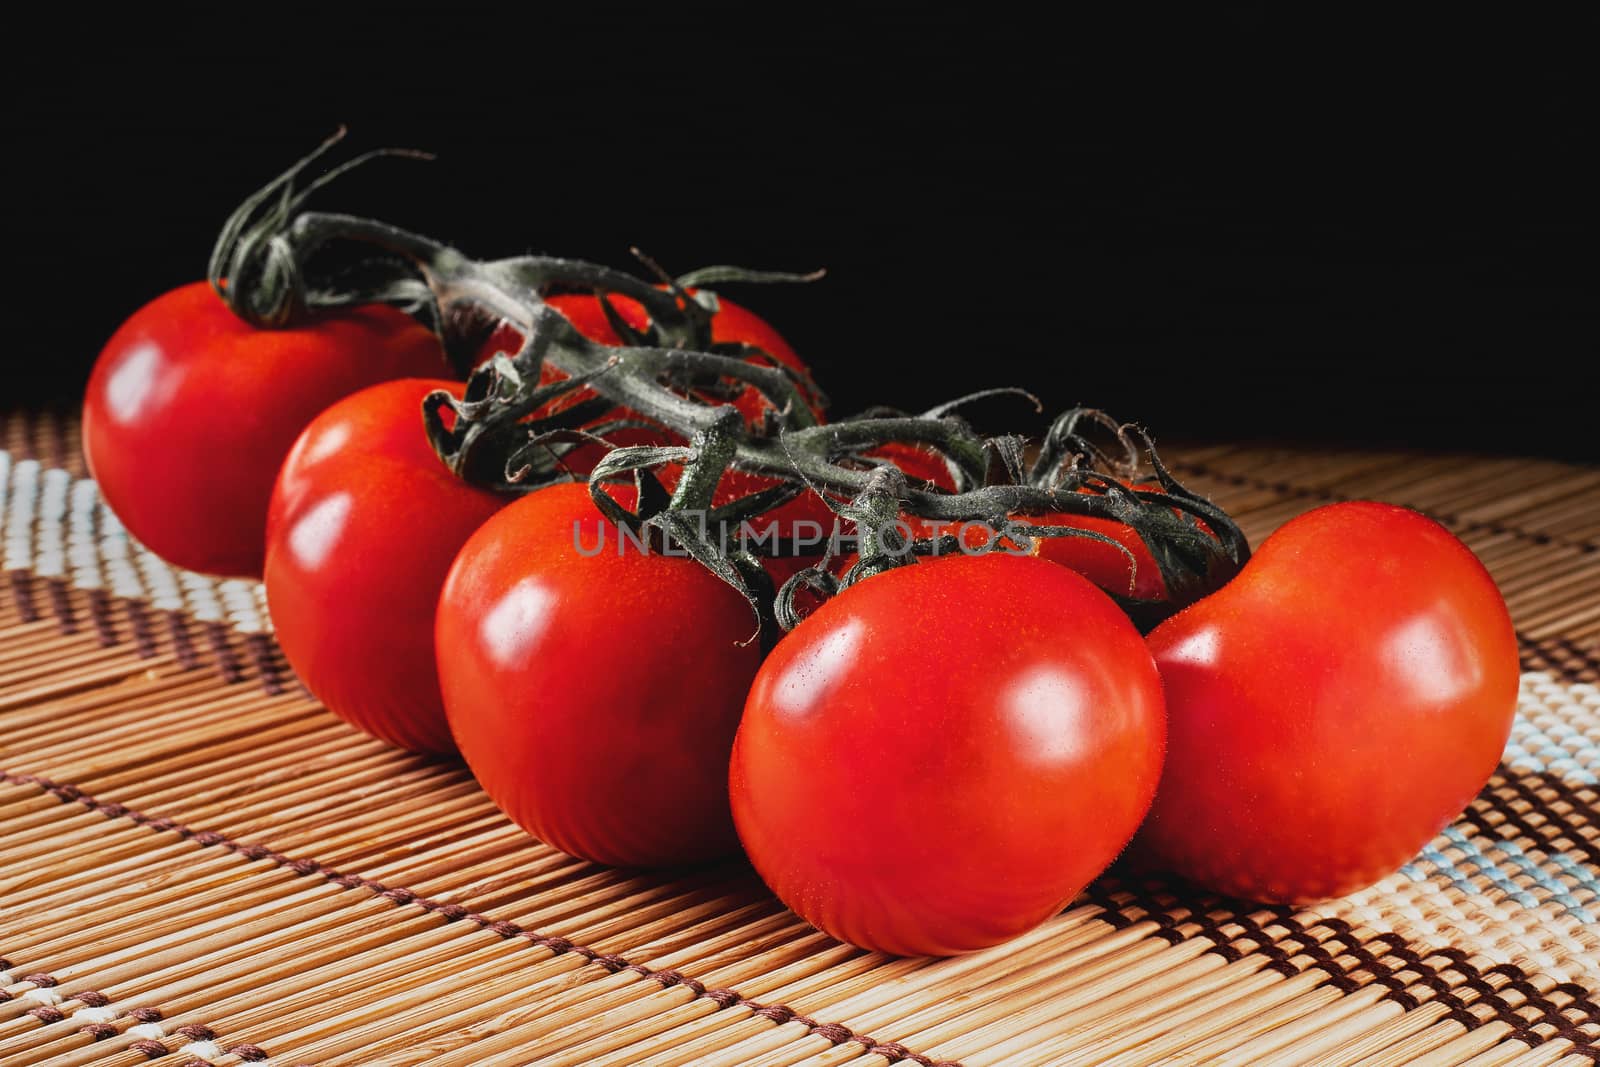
[83,278,1519,958]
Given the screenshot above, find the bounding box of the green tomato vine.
[210,131,1250,635]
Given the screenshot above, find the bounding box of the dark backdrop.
[7,9,1596,458]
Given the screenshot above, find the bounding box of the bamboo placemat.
[2,410,1597,1066]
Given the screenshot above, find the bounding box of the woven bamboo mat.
[2,410,1597,1066]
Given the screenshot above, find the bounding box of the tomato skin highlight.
[83,282,449,578]
[730,553,1166,956]
[264,379,505,754]
[1135,501,1520,904]
[436,482,763,867]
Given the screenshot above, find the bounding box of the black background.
[7,9,1597,458]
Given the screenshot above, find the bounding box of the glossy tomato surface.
[1135,501,1519,903]
[731,553,1166,956]
[83,282,448,577]
[264,379,505,753]
[436,482,762,867]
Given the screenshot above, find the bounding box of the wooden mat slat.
[4,415,1599,1064]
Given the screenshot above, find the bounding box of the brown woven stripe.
[245,631,289,695]
[1,576,286,690]
[124,597,158,658]
[1521,631,1600,684]
[1464,768,1600,872]
[1085,877,1600,1057]
[45,577,75,634]
[9,569,38,623]
[0,408,84,475]
[165,606,203,672]
[203,619,244,685]
[0,769,964,1067]
[87,587,119,648]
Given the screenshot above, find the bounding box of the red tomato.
[436,482,762,866]
[264,379,506,753]
[83,282,449,578]
[731,553,1166,955]
[1134,501,1519,903]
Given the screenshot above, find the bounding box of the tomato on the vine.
[730,552,1166,956]
[1133,501,1519,903]
[864,481,1205,605]
[1027,516,1167,600]
[485,291,840,576]
[1024,482,1217,602]
[436,482,762,867]
[264,378,506,754]
[83,282,449,577]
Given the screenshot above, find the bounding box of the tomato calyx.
[423,354,625,486]
[208,129,442,332]
[1029,409,1248,616]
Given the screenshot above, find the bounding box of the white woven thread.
[0,447,276,636]
[34,467,70,579]
[3,457,38,571]
[68,478,102,592]
[220,578,266,634]
[179,1040,224,1060]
